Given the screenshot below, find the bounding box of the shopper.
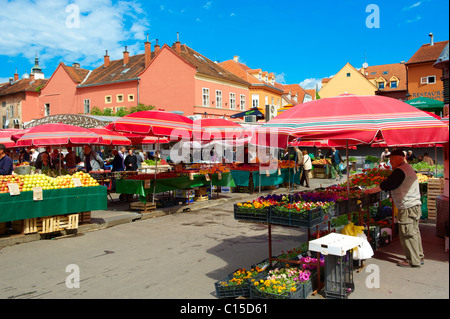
[111,150,124,172]
[326,147,343,181]
[406,150,417,163]
[365,149,424,268]
[422,152,434,166]
[83,145,104,173]
[64,147,77,170]
[124,148,138,171]
[29,148,39,166]
[0,144,14,175]
[299,150,311,188]
[381,148,390,162]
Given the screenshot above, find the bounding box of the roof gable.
[407,40,449,65]
[0,78,47,97]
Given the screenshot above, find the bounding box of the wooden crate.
[129,201,157,213]
[427,178,444,220]
[0,222,6,235]
[194,195,209,202]
[10,218,38,234]
[56,214,79,230]
[37,216,59,234]
[78,212,91,224]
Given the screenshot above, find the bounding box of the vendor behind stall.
[365,149,424,268]
[84,145,104,173]
[124,148,138,171]
[0,144,13,175]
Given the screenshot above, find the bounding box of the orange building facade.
[406,39,449,102]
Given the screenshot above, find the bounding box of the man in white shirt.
[30,149,39,165]
[381,148,390,162]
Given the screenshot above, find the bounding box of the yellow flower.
[254,282,259,286]
[290,287,296,292]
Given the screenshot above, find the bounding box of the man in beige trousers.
[365,149,424,268]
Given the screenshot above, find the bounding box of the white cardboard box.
[308,233,365,256]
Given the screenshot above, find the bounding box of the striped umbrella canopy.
[0,129,29,148]
[193,118,250,141]
[289,138,357,150]
[89,127,132,146]
[11,123,103,147]
[106,110,193,139]
[256,94,449,148]
[442,116,449,124]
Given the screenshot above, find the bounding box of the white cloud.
[402,1,422,11]
[299,78,323,90]
[203,1,213,9]
[405,15,422,23]
[0,0,150,69]
[275,72,287,84]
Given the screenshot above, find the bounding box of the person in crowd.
[406,150,417,163]
[293,146,303,167]
[317,149,324,159]
[83,145,104,173]
[326,147,343,181]
[51,149,61,170]
[124,148,138,171]
[365,149,424,268]
[119,147,127,170]
[381,148,390,162]
[299,150,311,188]
[64,147,77,170]
[111,150,124,172]
[422,152,434,166]
[19,148,31,163]
[0,144,14,175]
[35,147,52,170]
[135,149,143,168]
[29,148,39,166]
[98,148,105,159]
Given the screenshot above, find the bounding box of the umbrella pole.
[346,140,350,197]
[435,144,438,176]
[153,138,159,205]
[59,145,62,176]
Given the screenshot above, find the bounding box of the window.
[383,71,388,75]
[128,94,134,102]
[10,105,14,118]
[202,88,210,107]
[240,95,246,111]
[1,102,5,108]
[44,103,50,116]
[346,73,351,77]
[117,94,124,103]
[215,90,222,108]
[258,73,262,81]
[105,95,112,103]
[83,99,90,114]
[421,76,436,84]
[378,82,385,89]
[252,94,259,108]
[390,81,398,88]
[230,93,236,109]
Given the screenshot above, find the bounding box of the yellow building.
[319,62,377,98]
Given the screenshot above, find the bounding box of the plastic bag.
[353,233,374,260]
[341,222,365,237]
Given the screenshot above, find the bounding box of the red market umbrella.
[289,138,357,150]
[192,118,249,141]
[0,129,29,148]
[11,123,103,147]
[258,94,449,148]
[106,110,193,140]
[89,127,132,146]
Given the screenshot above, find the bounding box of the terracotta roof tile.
[0,78,47,96]
[62,64,90,83]
[174,44,250,86]
[363,63,407,91]
[406,40,449,64]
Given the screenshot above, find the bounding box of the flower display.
[253,267,312,296]
[341,167,392,188]
[218,267,264,287]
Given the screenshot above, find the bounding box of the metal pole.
[152,137,159,204]
[346,140,350,197]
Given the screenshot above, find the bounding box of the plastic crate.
[324,250,355,299]
[368,192,381,204]
[215,270,251,299]
[234,204,270,223]
[270,206,323,228]
[334,200,349,216]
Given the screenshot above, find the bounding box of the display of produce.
[412,162,444,172]
[416,173,429,183]
[341,168,392,188]
[143,158,168,166]
[0,171,100,193]
[312,158,331,165]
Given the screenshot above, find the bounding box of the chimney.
[145,35,152,67]
[29,73,35,81]
[104,50,110,67]
[174,32,181,54]
[233,55,239,62]
[123,46,129,65]
[9,77,13,85]
[72,62,80,69]
[429,33,434,46]
[14,68,19,81]
[154,39,160,53]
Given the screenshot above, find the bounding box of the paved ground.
[0,178,448,300]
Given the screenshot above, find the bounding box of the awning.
[405,97,444,112]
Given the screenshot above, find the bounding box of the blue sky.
[0,0,448,89]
